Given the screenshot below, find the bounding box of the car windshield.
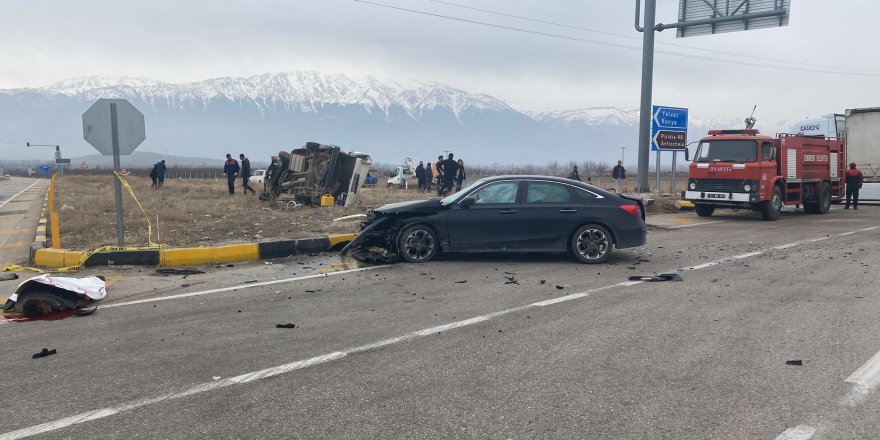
[694,140,758,163]
[441,178,487,205]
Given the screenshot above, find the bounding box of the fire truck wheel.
[761,186,783,221]
[695,204,715,217]
[817,183,831,214]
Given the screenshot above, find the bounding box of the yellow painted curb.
[675,200,695,210]
[160,243,259,266]
[328,233,356,247]
[34,249,84,268]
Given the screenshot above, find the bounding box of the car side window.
[471,181,518,204]
[526,182,571,203]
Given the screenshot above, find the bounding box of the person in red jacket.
[844,162,864,210]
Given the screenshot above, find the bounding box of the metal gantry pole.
[671,151,677,193]
[636,0,657,193]
[654,151,661,194]
[110,103,125,247]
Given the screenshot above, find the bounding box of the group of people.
[223,153,257,195]
[414,153,466,196]
[149,160,166,189]
[568,160,627,193]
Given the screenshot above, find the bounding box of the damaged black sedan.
[342,176,647,264]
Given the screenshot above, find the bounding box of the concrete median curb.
[32,234,356,269]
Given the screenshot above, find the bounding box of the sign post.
[651,105,688,195]
[82,99,145,247]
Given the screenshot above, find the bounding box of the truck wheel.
[761,186,783,221]
[695,204,715,217]
[817,183,831,214]
[398,224,438,263]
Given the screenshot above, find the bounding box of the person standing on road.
[455,159,466,192]
[845,162,864,210]
[435,155,445,196]
[223,153,240,195]
[156,160,166,188]
[426,162,434,192]
[568,165,581,182]
[441,153,458,196]
[612,160,626,193]
[149,162,159,189]
[415,161,426,192]
[239,154,256,195]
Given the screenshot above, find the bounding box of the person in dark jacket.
[441,153,458,196]
[435,155,445,196]
[149,163,159,189]
[415,161,426,192]
[844,162,864,209]
[426,162,434,192]
[239,154,256,195]
[156,160,166,188]
[568,165,581,182]
[455,159,466,191]
[612,160,626,193]
[223,153,240,195]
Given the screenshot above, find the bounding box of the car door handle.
[499,209,517,214]
[559,209,578,214]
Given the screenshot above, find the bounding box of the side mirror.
[684,148,690,161]
[459,197,475,208]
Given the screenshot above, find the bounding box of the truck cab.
[685,129,844,220]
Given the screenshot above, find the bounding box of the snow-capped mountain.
[0,72,759,165]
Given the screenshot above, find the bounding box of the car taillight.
[620,205,640,217]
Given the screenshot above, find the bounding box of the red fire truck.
[684,129,846,221]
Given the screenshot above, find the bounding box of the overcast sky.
[1,0,878,123]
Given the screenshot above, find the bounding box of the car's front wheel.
[571,224,613,264]
[398,224,438,263]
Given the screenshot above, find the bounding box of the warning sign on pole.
[80,162,89,169]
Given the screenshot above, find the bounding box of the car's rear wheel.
[571,224,613,264]
[398,224,438,263]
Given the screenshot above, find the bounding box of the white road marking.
[838,231,856,236]
[809,237,829,242]
[774,424,817,440]
[101,266,383,309]
[0,180,40,210]
[667,220,725,229]
[840,349,880,407]
[861,226,880,231]
[3,224,879,439]
[773,243,801,250]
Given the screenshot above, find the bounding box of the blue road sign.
[651,105,688,151]
[39,165,51,174]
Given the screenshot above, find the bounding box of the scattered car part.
[155,268,205,276]
[628,273,683,282]
[32,348,57,359]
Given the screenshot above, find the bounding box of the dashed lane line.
[667,220,726,229]
[2,225,878,439]
[0,181,40,211]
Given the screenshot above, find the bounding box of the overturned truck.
[260,142,372,207]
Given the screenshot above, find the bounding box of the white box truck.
[791,109,880,200]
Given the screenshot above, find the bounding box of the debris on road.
[32,348,57,359]
[4,274,106,316]
[504,275,519,285]
[0,273,19,281]
[785,360,804,366]
[556,285,565,290]
[628,273,683,282]
[156,268,205,276]
[333,214,367,222]
[454,280,467,284]
[276,323,296,329]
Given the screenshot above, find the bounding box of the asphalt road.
[0,178,47,267]
[1,205,879,439]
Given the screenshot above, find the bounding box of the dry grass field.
[54,174,683,251]
[54,175,427,250]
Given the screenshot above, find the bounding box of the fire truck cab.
[684,129,845,221]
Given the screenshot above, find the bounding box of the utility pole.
[620,147,626,164]
[635,0,656,193]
